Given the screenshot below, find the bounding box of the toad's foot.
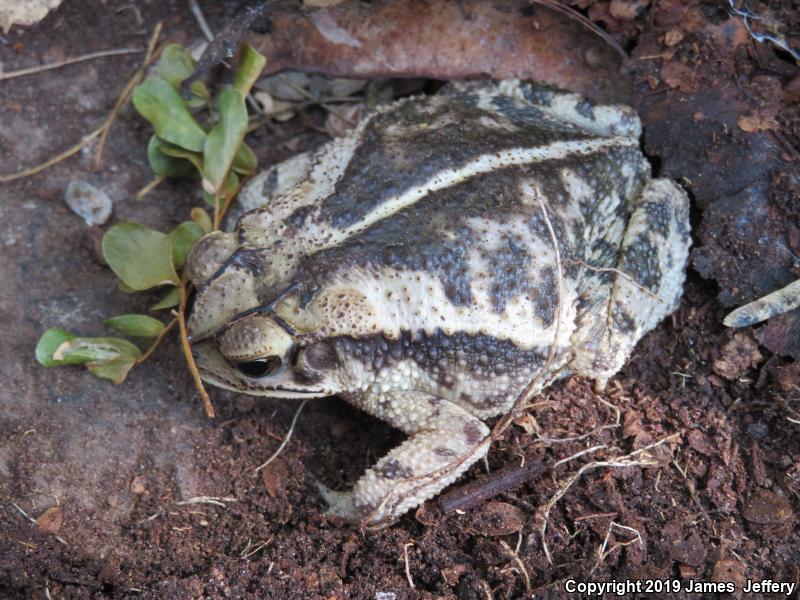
[324,391,491,527]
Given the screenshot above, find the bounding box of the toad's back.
[232,81,651,354]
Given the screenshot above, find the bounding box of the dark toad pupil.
[236,356,281,378]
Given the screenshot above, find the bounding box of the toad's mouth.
[196,365,329,397]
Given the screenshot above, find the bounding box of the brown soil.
[1,1,798,599]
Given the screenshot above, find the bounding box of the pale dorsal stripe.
[305,136,638,251]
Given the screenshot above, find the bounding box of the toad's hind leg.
[320,391,490,527]
[569,178,691,391]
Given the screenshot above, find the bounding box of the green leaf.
[158,44,196,89]
[36,328,79,366]
[151,286,181,310]
[118,281,137,293]
[57,337,141,363]
[158,142,203,171]
[190,207,213,232]
[102,223,180,290]
[168,221,205,269]
[187,80,209,108]
[233,44,267,97]
[147,136,194,177]
[133,77,207,152]
[87,357,139,385]
[202,87,248,194]
[232,142,257,176]
[105,314,166,337]
[35,330,142,384]
[77,338,142,384]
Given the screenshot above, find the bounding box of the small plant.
[35,42,267,416]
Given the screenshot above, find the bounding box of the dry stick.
[176,280,215,418]
[134,317,177,365]
[93,22,164,170]
[439,459,548,514]
[0,48,142,81]
[0,23,163,183]
[255,399,309,472]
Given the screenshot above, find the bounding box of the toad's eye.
[234,356,282,378]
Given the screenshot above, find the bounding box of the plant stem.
[135,175,166,200]
[177,281,215,418]
[133,317,177,366]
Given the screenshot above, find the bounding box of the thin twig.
[11,502,36,524]
[0,48,142,81]
[568,258,663,301]
[553,444,606,468]
[189,0,216,42]
[134,318,177,365]
[727,0,800,62]
[188,0,263,116]
[176,280,215,418]
[93,22,164,170]
[255,399,309,472]
[241,537,272,558]
[403,542,416,589]
[175,496,236,507]
[499,539,531,593]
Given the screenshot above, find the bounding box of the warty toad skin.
[185,80,691,526]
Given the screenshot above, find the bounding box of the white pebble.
[64,180,112,225]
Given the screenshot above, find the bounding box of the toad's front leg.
[321,391,490,527]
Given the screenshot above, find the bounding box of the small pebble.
[64,180,112,225]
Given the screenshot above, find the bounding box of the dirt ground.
[1,1,799,599]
